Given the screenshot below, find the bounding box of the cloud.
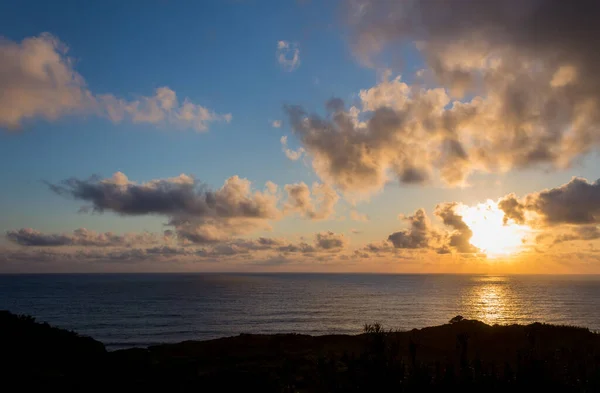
[387,208,436,249]
[168,216,274,244]
[195,232,349,256]
[47,171,344,244]
[0,248,71,264]
[284,87,445,194]
[0,34,230,130]
[498,194,526,224]
[191,232,349,258]
[276,40,300,71]
[195,237,287,257]
[0,33,93,129]
[552,225,600,245]
[48,172,279,218]
[284,182,339,220]
[383,205,478,254]
[314,231,348,250]
[145,245,189,256]
[277,242,316,254]
[363,240,395,254]
[434,203,478,253]
[48,172,281,244]
[284,1,600,194]
[280,135,305,161]
[0,246,189,266]
[499,177,600,227]
[98,87,232,132]
[0,231,350,268]
[6,228,159,247]
[271,120,282,128]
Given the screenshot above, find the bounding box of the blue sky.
[0,1,358,231]
[1,0,600,273]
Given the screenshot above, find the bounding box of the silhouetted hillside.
[0,310,105,389]
[1,311,599,392]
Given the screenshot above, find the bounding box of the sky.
[1,0,600,273]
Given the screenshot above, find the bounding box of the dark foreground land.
[1,311,600,392]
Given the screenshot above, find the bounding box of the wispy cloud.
[276,40,300,71]
[280,135,305,161]
[98,87,231,132]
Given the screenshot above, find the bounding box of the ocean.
[1,273,599,350]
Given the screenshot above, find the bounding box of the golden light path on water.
[461,276,529,326]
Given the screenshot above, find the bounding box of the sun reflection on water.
[463,276,523,325]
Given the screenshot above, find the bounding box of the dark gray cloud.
[0,246,188,267]
[145,246,188,255]
[498,194,526,224]
[388,208,435,249]
[198,237,287,256]
[0,248,67,263]
[315,231,348,250]
[434,203,478,253]
[553,226,600,245]
[48,172,343,245]
[364,241,394,254]
[0,233,335,266]
[384,205,478,255]
[277,242,316,254]
[259,232,349,254]
[48,172,281,244]
[357,240,396,257]
[499,177,600,226]
[6,228,158,247]
[48,172,279,219]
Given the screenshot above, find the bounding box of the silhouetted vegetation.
[1,311,599,392]
[0,310,105,390]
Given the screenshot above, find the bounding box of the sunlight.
[463,276,521,326]
[457,200,530,258]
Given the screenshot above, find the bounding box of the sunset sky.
[2,0,600,273]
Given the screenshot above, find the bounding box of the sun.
[456,200,530,258]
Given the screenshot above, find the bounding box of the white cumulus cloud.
[0,34,231,131]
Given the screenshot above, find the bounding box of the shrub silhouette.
[449,315,465,324]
